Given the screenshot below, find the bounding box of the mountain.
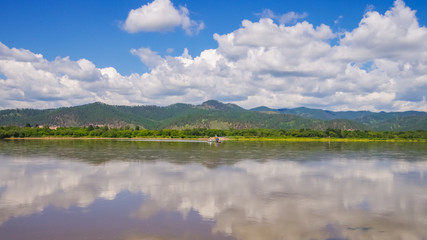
[278,107,372,120]
[0,101,366,130]
[0,100,426,131]
[199,100,244,111]
[251,106,427,131]
[369,115,427,131]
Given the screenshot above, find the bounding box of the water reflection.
[0,140,426,239]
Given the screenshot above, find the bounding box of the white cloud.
[334,15,343,25]
[259,9,308,25]
[1,0,427,111]
[123,0,204,35]
[131,47,165,70]
[339,0,427,61]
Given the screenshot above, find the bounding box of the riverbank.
[228,136,427,142]
[2,126,426,142]
[2,137,215,142]
[2,136,426,142]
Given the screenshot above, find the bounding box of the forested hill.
[252,106,427,131]
[0,100,426,131]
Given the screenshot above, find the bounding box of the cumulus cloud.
[131,47,165,70]
[123,0,204,35]
[1,0,427,111]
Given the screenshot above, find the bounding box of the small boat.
[208,136,221,143]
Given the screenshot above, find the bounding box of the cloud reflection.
[0,142,426,239]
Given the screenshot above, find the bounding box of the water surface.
[0,140,426,240]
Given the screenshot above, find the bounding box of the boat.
[208,136,221,143]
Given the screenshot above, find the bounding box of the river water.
[0,139,426,240]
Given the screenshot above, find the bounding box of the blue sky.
[3,0,425,75]
[1,0,427,111]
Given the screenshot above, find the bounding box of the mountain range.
[1,100,426,131]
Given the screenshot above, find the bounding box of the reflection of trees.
[0,140,426,166]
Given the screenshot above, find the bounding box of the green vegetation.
[252,106,427,130]
[1,126,426,141]
[0,101,367,131]
[253,106,427,121]
[1,100,426,131]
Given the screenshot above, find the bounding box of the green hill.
[0,100,365,130]
[251,106,427,131]
[276,107,372,120]
[1,100,426,131]
[369,116,427,131]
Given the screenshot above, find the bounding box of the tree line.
[1,125,426,140]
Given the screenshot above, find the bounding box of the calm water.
[0,140,426,240]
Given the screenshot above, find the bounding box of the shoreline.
[2,137,213,141]
[2,136,425,142]
[228,137,426,142]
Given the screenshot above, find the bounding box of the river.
[0,140,426,239]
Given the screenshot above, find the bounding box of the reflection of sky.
[0,142,426,239]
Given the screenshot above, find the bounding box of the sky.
[1,0,427,111]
